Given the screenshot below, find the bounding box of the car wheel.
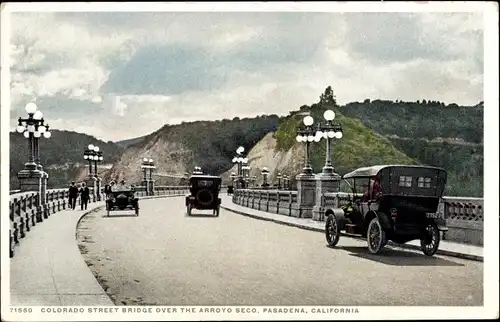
[420,222,440,256]
[367,217,386,254]
[325,214,341,247]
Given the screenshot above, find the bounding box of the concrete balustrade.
[232,188,484,246]
[9,185,190,258]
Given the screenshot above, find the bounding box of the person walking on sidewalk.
[68,182,78,210]
[79,183,90,211]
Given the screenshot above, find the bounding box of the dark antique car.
[325,165,448,256]
[185,175,222,216]
[106,186,139,217]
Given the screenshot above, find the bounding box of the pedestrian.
[68,181,78,210]
[79,183,90,211]
[104,183,111,198]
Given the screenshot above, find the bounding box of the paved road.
[77,197,483,306]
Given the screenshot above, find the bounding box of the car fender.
[429,217,448,231]
[373,211,393,230]
[325,208,346,229]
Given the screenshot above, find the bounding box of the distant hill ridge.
[9,89,483,197]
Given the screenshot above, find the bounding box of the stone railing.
[232,189,484,246]
[9,185,189,258]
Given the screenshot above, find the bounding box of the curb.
[221,205,484,262]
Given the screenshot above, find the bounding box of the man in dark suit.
[68,182,78,210]
[79,183,90,211]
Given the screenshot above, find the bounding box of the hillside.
[115,135,148,149]
[104,115,282,184]
[10,130,125,189]
[221,106,417,187]
[334,98,483,197]
[338,99,483,144]
[220,89,483,197]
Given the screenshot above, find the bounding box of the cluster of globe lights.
[232,146,248,165]
[142,158,154,165]
[16,102,52,139]
[295,110,343,143]
[84,144,103,161]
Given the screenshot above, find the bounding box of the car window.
[353,178,370,195]
[198,180,213,187]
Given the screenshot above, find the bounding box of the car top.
[342,164,446,179]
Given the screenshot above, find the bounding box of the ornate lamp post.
[315,109,343,174]
[16,102,51,203]
[230,172,237,187]
[232,146,247,189]
[242,163,250,189]
[141,158,155,195]
[282,175,289,190]
[261,166,269,188]
[251,175,257,188]
[83,144,102,200]
[16,103,50,222]
[83,148,93,177]
[16,102,49,171]
[94,151,103,177]
[295,115,317,175]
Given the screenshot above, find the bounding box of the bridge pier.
[295,173,316,218]
[312,172,341,221]
[85,176,97,201]
[17,169,43,193]
[148,180,155,196]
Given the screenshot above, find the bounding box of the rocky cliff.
[220,132,305,185]
[104,135,193,185]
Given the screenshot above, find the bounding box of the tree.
[319,86,337,106]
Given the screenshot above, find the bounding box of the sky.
[5,4,485,142]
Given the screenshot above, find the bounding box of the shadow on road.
[335,246,465,267]
[185,212,218,218]
[101,213,138,218]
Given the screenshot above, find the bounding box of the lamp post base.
[295,172,316,219]
[148,180,155,196]
[95,177,102,201]
[142,180,150,196]
[312,172,341,221]
[40,171,49,205]
[85,176,98,201]
[17,169,43,193]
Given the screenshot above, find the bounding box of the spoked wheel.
[325,214,341,247]
[367,217,387,254]
[420,222,440,256]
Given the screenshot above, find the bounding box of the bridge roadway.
[77,197,483,306]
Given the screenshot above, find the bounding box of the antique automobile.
[185,175,222,216]
[106,185,139,217]
[325,165,448,256]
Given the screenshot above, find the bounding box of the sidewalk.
[9,193,187,306]
[9,202,113,306]
[220,195,483,262]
